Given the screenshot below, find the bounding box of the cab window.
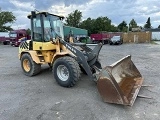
[33,14,42,42]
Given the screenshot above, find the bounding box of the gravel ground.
[0,43,160,120]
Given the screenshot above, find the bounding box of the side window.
[43,15,58,42]
[43,16,52,42]
[53,20,61,36]
[19,33,23,37]
[33,15,42,42]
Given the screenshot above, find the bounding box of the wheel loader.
[19,11,144,106]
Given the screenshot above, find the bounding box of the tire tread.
[21,53,41,76]
[53,56,81,87]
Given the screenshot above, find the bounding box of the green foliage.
[65,10,119,35]
[144,17,151,29]
[0,8,16,32]
[129,19,138,31]
[93,16,111,33]
[79,17,95,35]
[65,10,82,27]
[26,28,31,35]
[79,16,118,35]
[118,21,128,32]
[66,10,151,34]
[110,24,118,32]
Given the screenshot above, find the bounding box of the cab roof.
[27,11,64,19]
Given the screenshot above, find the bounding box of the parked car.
[109,36,123,45]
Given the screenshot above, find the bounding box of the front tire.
[3,41,7,45]
[21,53,41,76]
[110,42,113,45]
[52,56,81,87]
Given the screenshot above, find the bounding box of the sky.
[1,0,160,30]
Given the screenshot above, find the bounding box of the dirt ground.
[0,43,160,120]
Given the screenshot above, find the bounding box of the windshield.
[112,36,120,40]
[10,33,17,37]
[43,15,63,39]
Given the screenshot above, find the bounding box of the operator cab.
[27,11,64,50]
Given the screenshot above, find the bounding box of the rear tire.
[3,41,7,45]
[52,56,81,87]
[21,53,41,76]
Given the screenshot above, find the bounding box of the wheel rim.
[23,59,30,72]
[57,65,69,81]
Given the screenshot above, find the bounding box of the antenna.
[30,2,40,13]
[35,9,40,12]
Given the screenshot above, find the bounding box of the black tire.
[21,53,41,76]
[3,41,7,45]
[104,40,108,44]
[6,41,10,45]
[52,56,81,87]
[121,40,123,44]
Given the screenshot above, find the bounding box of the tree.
[118,21,128,32]
[80,16,114,34]
[158,25,160,28]
[129,19,138,31]
[65,10,82,27]
[26,28,31,35]
[79,17,95,35]
[110,24,118,32]
[93,16,112,33]
[144,17,151,29]
[0,8,16,32]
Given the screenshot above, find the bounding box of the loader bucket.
[97,55,143,106]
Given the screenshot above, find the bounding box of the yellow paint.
[19,49,70,65]
[23,59,30,72]
[41,51,55,63]
[51,52,70,64]
[18,40,31,59]
[69,36,74,43]
[42,42,57,50]
[33,41,42,50]
[25,51,41,63]
[19,40,72,65]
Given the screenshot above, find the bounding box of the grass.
[150,40,158,45]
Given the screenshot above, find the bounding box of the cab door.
[32,14,43,50]
[41,14,57,50]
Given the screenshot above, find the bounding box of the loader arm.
[72,38,103,69]
[60,39,99,81]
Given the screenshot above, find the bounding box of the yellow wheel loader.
[19,11,144,106]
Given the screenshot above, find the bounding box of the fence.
[122,32,151,43]
[152,32,160,40]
